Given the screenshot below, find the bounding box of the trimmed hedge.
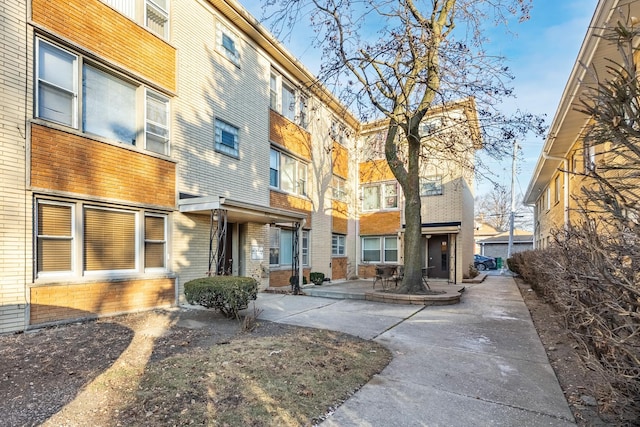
[184,276,258,319]
[310,272,325,285]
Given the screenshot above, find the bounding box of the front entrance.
[427,235,449,279]
[216,222,234,275]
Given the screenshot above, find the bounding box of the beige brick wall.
[0,0,29,333]
[172,0,271,206]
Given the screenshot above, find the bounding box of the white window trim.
[361,236,399,264]
[35,37,171,156]
[332,234,346,257]
[101,0,169,40]
[144,213,168,272]
[270,147,308,197]
[269,227,308,267]
[36,199,75,278]
[420,175,443,196]
[36,39,79,128]
[144,89,170,155]
[35,198,170,280]
[269,71,308,128]
[362,182,399,211]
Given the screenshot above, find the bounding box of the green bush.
[184,276,258,319]
[310,272,325,285]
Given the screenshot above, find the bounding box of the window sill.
[32,271,176,286]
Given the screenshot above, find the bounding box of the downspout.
[298,218,306,289]
[542,152,570,228]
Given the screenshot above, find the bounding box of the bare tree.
[263,0,544,293]
[476,184,533,232]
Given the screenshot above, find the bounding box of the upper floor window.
[332,176,347,202]
[36,39,170,155]
[215,119,239,157]
[102,0,169,39]
[362,182,398,211]
[585,143,596,172]
[420,175,443,196]
[554,175,561,204]
[270,71,308,128]
[331,120,347,145]
[217,21,240,66]
[270,148,308,196]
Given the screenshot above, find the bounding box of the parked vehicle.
[474,254,497,271]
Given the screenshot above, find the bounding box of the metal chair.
[373,266,394,290]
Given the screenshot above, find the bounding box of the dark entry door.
[427,235,449,279]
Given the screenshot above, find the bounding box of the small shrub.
[468,263,479,278]
[310,272,325,285]
[184,276,258,319]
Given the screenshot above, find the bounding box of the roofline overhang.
[524,0,619,205]
[178,196,306,224]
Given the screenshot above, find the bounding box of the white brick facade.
[0,0,29,333]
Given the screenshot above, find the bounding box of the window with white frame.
[362,182,398,211]
[102,0,169,39]
[216,21,240,66]
[420,175,443,196]
[270,148,308,196]
[36,201,74,274]
[362,236,398,263]
[269,71,308,128]
[144,214,166,269]
[145,90,170,154]
[330,120,347,145]
[585,143,596,172]
[36,39,171,155]
[332,176,347,201]
[546,187,551,210]
[332,234,346,256]
[554,175,561,204]
[35,198,168,277]
[269,227,309,266]
[37,40,78,127]
[215,119,239,157]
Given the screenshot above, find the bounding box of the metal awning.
[419,221,461,234]
[178,196,306,224]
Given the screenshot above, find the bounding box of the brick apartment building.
[0,0,478,333]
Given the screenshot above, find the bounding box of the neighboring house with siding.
[1,0,477,333]
[524,0,640,245]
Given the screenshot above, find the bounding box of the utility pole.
[507,140,518,261]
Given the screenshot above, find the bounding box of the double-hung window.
[362,236,398,263]
[270,227,309,266]
[420,176,443,196]
[37,40,78,127]
[332,176,347,201]
[217,22,240,66]
[270,148,308,196]
[102,0,169,39]
[332,234,346,256]
[269,71,308,128]
[215,119,239,157]
[362,182,398,211]
[36,39,171,155]
[36,201,74,274]
[144,214,166,269]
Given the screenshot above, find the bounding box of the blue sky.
[241,0,598,198]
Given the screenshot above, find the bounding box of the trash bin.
[496,257,503,269]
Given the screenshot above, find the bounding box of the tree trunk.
[398,186,423,293]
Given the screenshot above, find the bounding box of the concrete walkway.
[247,275,576,426]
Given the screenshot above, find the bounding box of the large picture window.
[362,236,398,263]
[84,207,136,272]
[36,39,171,155]
[270,148,308,196]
